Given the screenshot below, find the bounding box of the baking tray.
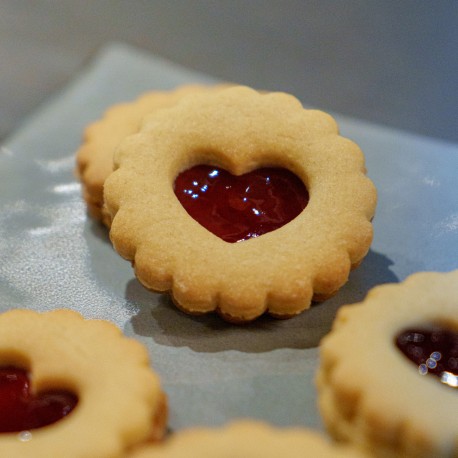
[1,43,457,432]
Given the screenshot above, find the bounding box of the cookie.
[104,85,377,322]
[0,309,167,458]
[76,84,226,225]
[128,420,369,458]
[316,270,458,458]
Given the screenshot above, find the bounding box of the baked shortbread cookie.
[104,86,377,322]
[316,270,458,458]
[76,84,226,225]
[0,309,167,458]
[128,421,369,458]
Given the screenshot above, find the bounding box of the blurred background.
[1,0,457,143]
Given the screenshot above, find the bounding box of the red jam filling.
[0,366,78,432]
[174,165,309,243]
[395,327,458,389]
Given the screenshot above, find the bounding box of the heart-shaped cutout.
[0,366,78,432]
[174,165,309,243]
[395,326,458,389]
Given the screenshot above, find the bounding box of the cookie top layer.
[0,309,165,458]
[104,86,377,322]
[76,84,226,223]
[128,421,368,458]
[316,270,458,458]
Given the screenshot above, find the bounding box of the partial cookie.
[316,270,458,458]
[104,86,377,322]
[76,84,226,225]
[128,420,369,458]
[0,309,167,458]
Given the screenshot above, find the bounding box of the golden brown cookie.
[128,420,369,458]
[104,86,377,322]
[76,84,226,225]
[0,309,167,458]
[316,270,458,458]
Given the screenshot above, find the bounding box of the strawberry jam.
[395,327,458,388]
[174,165,309,243]
[0,366,77,432]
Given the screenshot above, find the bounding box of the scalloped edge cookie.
[127,420,369,458]
[104,86,377,322]
[316,270,458,458]
[0,309,167,458]
[76,84,227,225]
